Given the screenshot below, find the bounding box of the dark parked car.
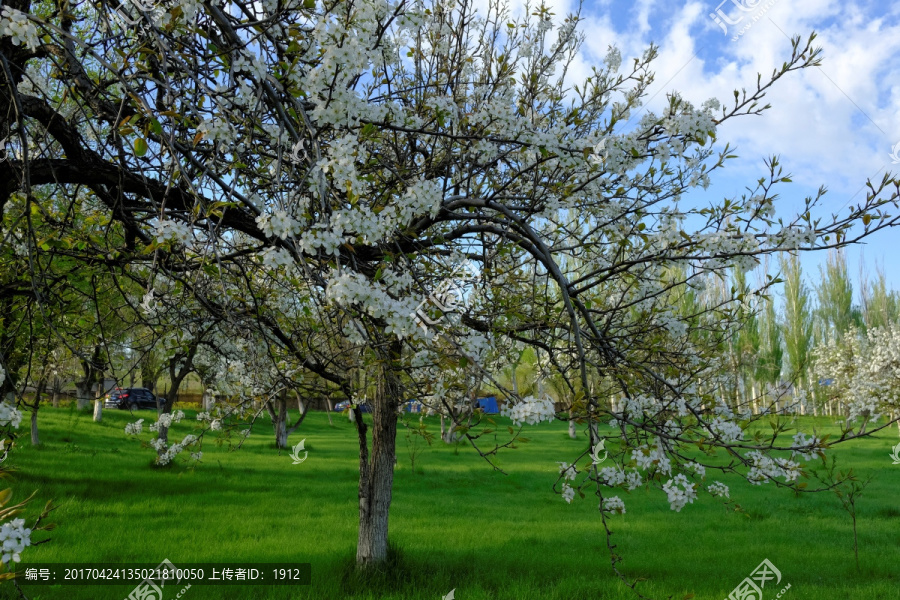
[103,388,165,410]
[334,400,372,413]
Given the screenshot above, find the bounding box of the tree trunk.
[30,380,44,446]
[567,408,577,439]
[275,414,288,449]
[75,382,91,410]
[51,378,60,408]
[93,387,103,422]
[324,397,333,426]
[355,342,401,567]
[859,410,870,435]
[30,409,39,445]
[267,396,289,449]
[442,414,458,444]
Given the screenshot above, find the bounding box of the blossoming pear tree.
[814,323,900,436]
[3,0,900,572]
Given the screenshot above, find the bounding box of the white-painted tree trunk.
[324,398,333,426]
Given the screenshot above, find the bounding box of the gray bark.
[30,380,43,445]
[30,409,39,446]
[267,396,289,449]
[275,414,288,449]
[355,341,400,566]
[75,382,91,410]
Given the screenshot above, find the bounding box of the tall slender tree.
[816,250,855,340]
[780,253,813,410]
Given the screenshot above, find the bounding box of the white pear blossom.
[707,482,730,499]
[0,518,32,564]
[501,395,555,426]
[662,474,697,512]
[0,401,22,429]
[0,7,39,51]
[561,482,576,504]
[598,466,626,487]
[557,462,577,481]
[601,496,626,514]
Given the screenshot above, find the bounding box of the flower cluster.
[791,432,821,462]
[260,247,294,269]
[0,401,22,429]
[0,518,32,564]
[561,482,576,504]
[598,466,626,486]
[326,271,422,339]
[255,209,301,240]
[148,410,185,431]
[557,462,577,481]
[661,474,697,512]
[745,451,801,485]
[501,396,555,426]
[154,220,192,246]
[814,324,900,424]
[706,416,743,443]
[125,419,144,435]
[152,434,200,466]
[707,481,730,499]
[601,496,626,514]
[624,470,643,490]
[0,7,39,51]
[632,440,672,475]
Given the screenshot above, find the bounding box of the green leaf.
[134,138,148,157]
[149,118,163,136]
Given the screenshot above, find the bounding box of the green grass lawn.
[2,406,899,600]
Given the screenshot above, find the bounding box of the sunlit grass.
[3,406,899,600]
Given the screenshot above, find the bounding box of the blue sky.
[498,0,900,303]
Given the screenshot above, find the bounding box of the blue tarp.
[404,399,423,413]
[475,396,499,413]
